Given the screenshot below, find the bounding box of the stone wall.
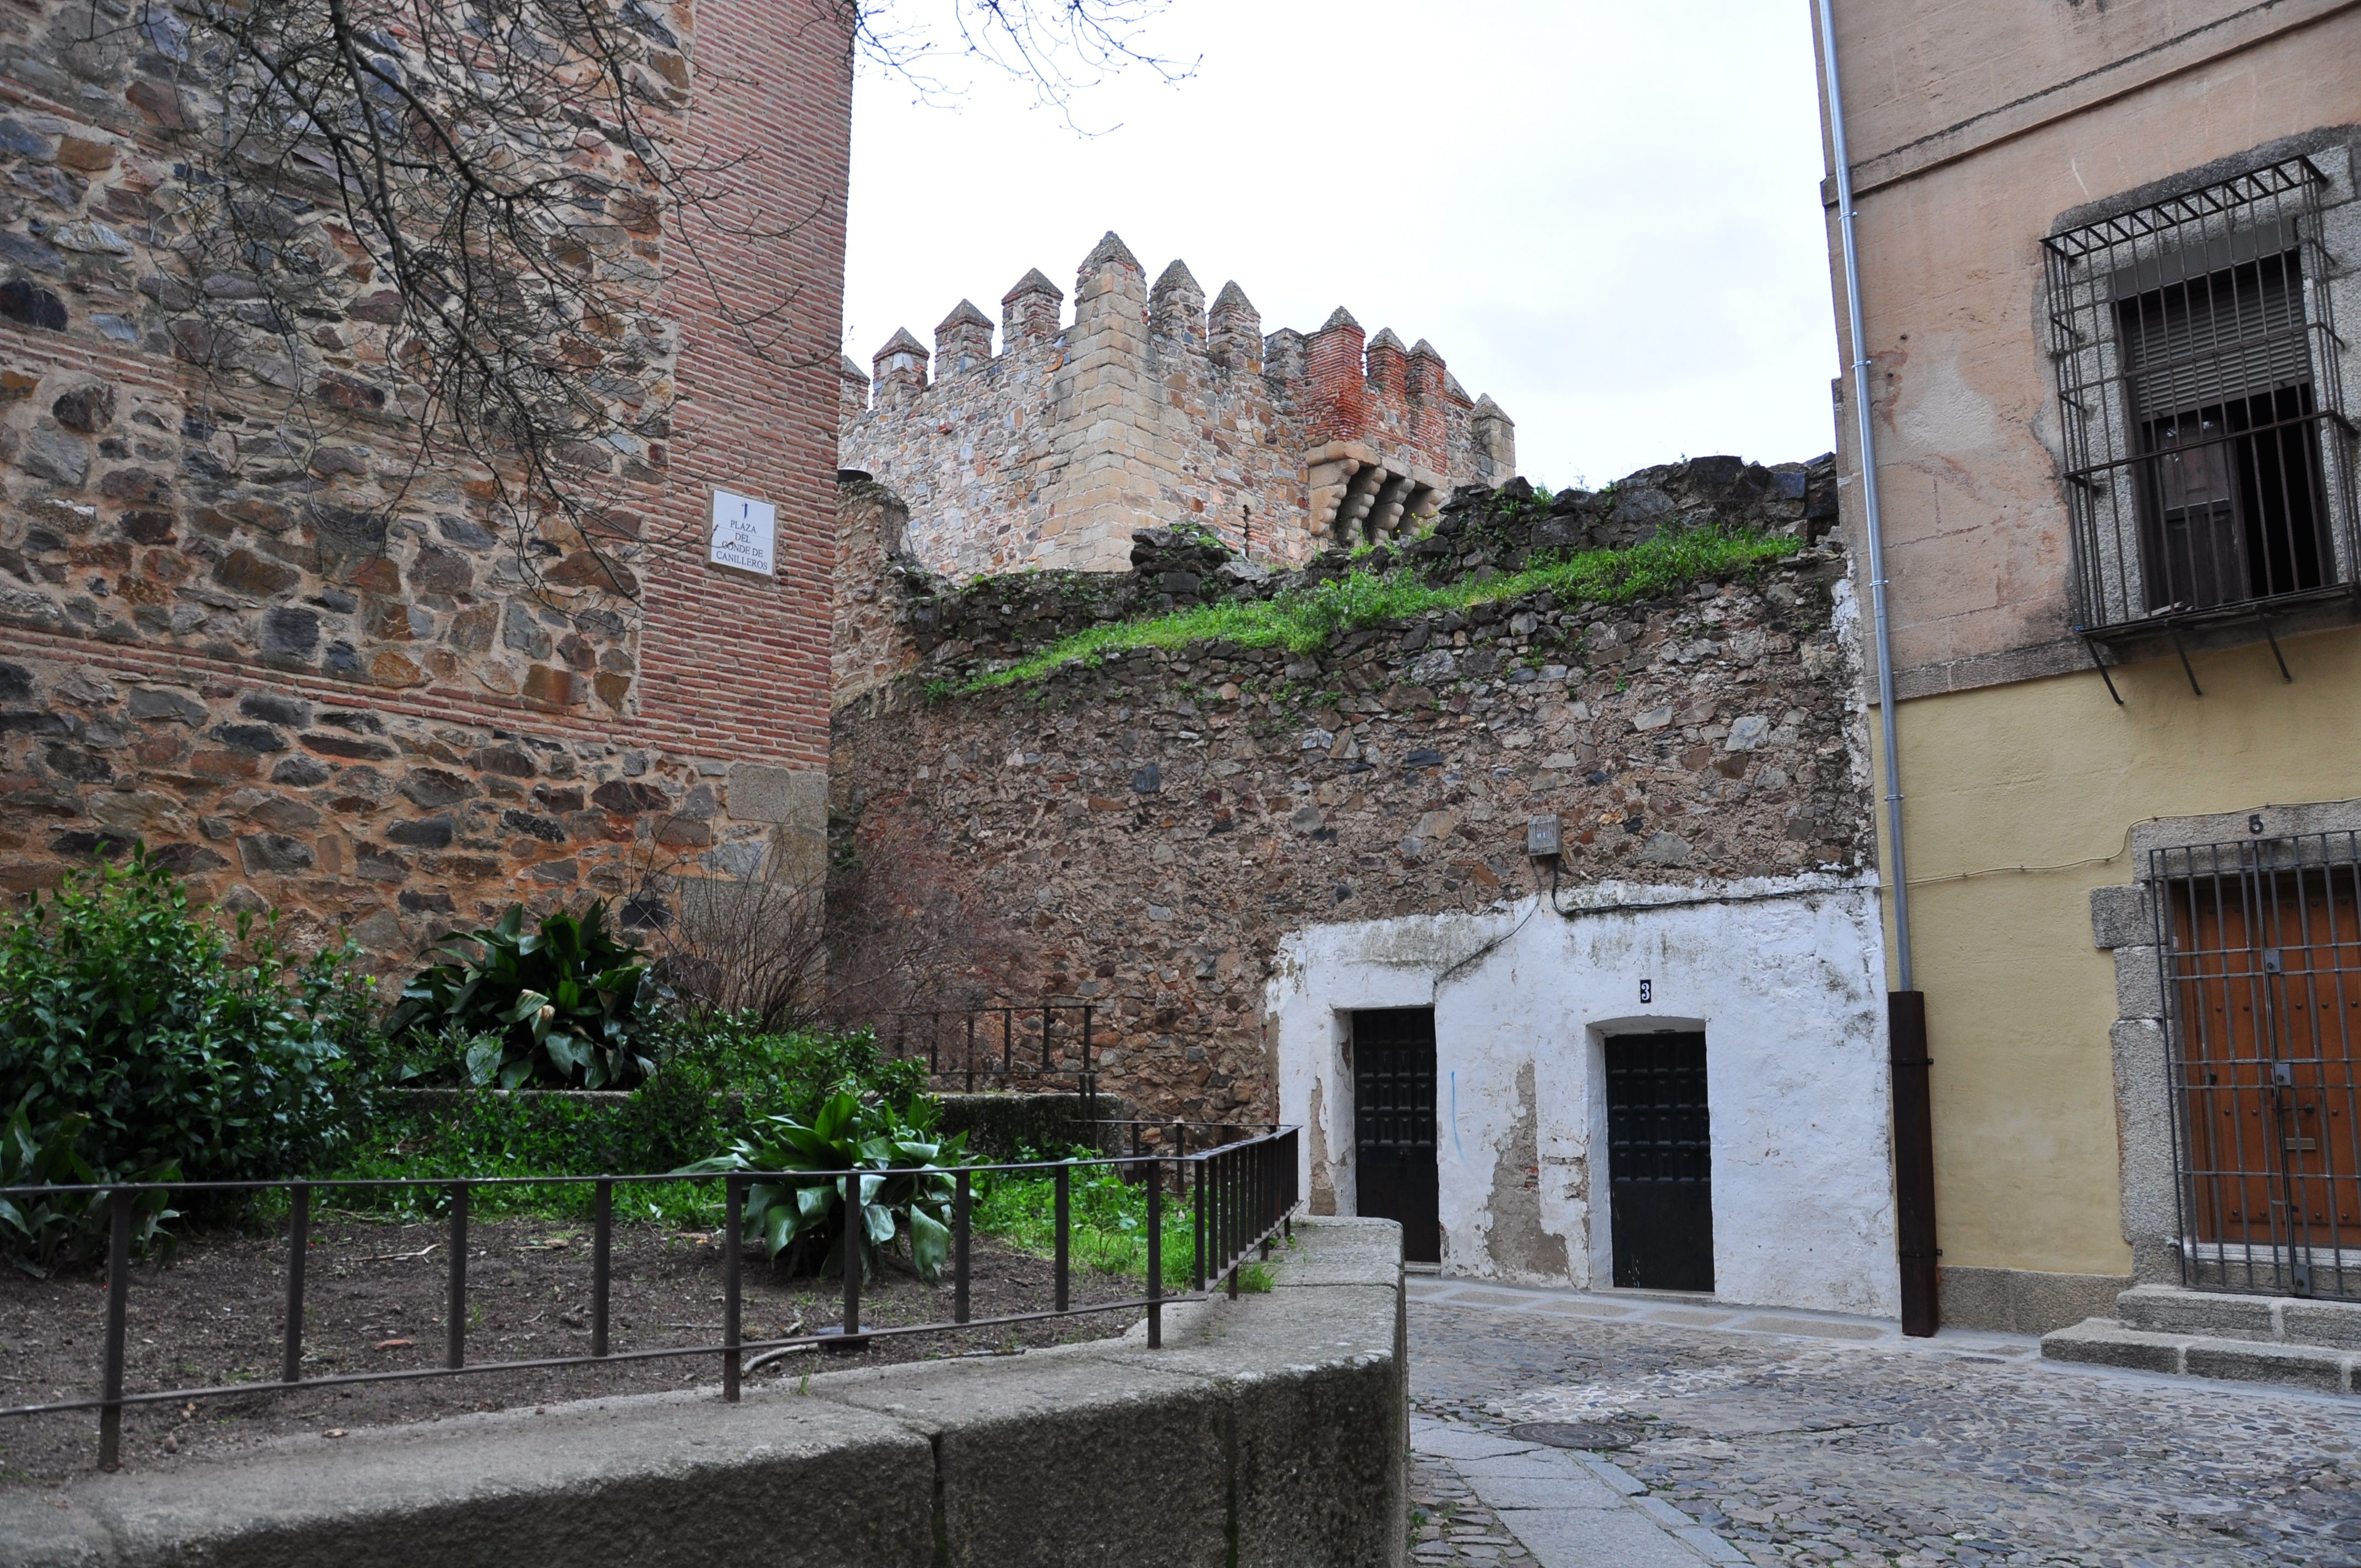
[831,475,1869,1125]
[0,0,850,961]
[838,232,1517,579]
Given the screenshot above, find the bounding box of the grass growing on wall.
[950,526,1798,695]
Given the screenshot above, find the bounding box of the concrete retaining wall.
[2,1217,1404,1568]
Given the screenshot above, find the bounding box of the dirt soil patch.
[1,1214,1144,1485]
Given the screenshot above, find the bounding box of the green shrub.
[970,1151,1203,1291]
[681,1090,964,1281]
[0,851,370,1255]
[384,902,661,1089]
[0,1103,178,1266]
[335,1022,934,1224]
[631,1017,931,1163]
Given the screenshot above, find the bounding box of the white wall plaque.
[708,489,777,576]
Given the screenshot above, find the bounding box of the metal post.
[1192,1156,1206,1293]
[842,1173,862,1339]
[446,1181,470,1370]
[98,1189,129,1472]
[953,1170,972,1325]
[1227,1148,1241,1300]
[1081,1005,1094,1118]
[1146,1157,1163,1349]
[723,1176,743,1402]
[1054,1161,1071,1313]
[1284,1129,1296,1240]
[1260,1139,1274,1260]
[282,1182,309,1385]
[1890,990,1940,1337]
[591,1178,612,1358]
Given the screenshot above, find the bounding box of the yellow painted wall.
[1883,624,2361,1276]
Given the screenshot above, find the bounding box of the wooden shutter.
[2119,227,2313,421]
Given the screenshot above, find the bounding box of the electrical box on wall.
[1526,814,1563,859]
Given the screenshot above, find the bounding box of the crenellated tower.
[838,232,1516,576]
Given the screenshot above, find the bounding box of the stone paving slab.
[1409,1277,1930,1349]
[1736,1315,1886,1342]
[1530,1300,1639,1319]
[1492,1501,1719,1567]
[1412,1288,2361,1565]
[1417,1419,1726,1564]
[1472,1476,1634,1511]
[1410,1420,1546,1462]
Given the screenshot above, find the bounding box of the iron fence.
[879,1000,1102,1097]
[0,1124,1299,1471]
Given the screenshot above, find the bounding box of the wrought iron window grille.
[2044,156,2360,690]
[2152,830,2361,1299]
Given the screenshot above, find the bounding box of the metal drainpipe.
[1816,0,1911,984]
[1817,0,1938,1337]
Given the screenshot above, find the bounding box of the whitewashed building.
[1270,873,1900,1317]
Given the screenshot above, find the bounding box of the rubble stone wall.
[0,0,848,960]
[831,476,1868,1124]
[838,232,1519,579]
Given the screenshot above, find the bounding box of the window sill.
[2080,581,2361,675]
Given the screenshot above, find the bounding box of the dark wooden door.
[1353,1008,1439,1264]
[2168,867,2361,1288]
[1606,1032,1715,1291]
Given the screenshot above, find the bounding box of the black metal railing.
[0,1125,1299,1471]
[879,1001,1102,1097]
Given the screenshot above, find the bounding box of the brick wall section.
[1302,309,1370,451]
[833,527,1869,1124]
[839,237,1517,579]
[0,0,846,960]
[635,0,848,778]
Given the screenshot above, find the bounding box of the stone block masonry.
[831,474,1868,1126]
[839,232,1517,578]
[1,1218,1407,1568]
[0,0,850,959]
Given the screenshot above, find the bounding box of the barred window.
[2044,158,2358,641]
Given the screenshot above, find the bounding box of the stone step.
[2041,1317,2358,1394]
[2115,1283,2361,1348]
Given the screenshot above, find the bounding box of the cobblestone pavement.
[1407,1281,2361,1567]
[1411,1451,1542,1566]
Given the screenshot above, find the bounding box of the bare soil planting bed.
[0,1213,1143,1484]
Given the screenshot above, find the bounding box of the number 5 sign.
[708,489,776,575]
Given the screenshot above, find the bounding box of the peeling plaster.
[1487,1060,1573,1282]
[1308,1076,1335,1216]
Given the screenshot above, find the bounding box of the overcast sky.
[841,1,1838,491]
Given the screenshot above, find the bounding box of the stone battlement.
[839,232,1515,578]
